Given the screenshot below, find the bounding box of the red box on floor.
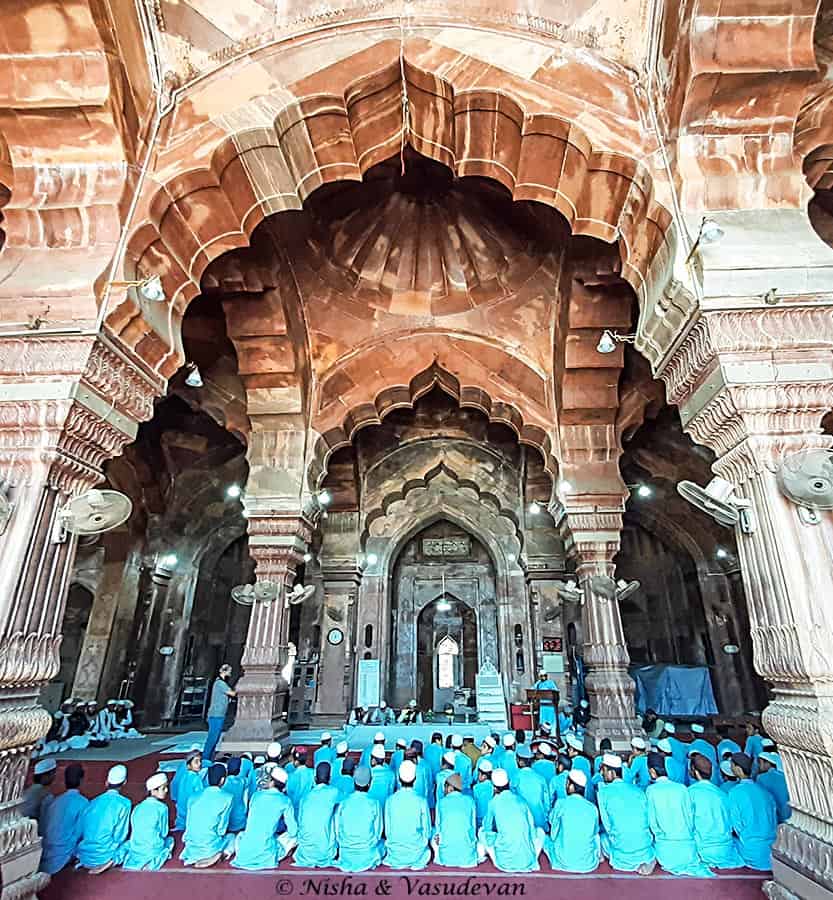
[510,703,532,730]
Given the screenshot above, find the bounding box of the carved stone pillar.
[560,507,640,747]
[658,305,833,900]
[221,514,312,750]
[0,335,160,898]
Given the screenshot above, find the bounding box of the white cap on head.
[720,760,735,777]
[336,741,348,754]
[539,742,552,757]
[492,768,509,788]
[451,734,463,748]
[34,759,57,775]
[107,764,128,786]
[759,752,780,767]
[664,723,676,734]
[371,745,386,761]
[374,731,385,742]
[396,738,407,748]
[580,700,589,709]
[478,758,493,773]
[484,736,496,749]
[380,701,387,709]
[602,753,622,769]
[691,723,705,734]
[631,736,647,750]
[762,738,776,750]
[266,741,282,758]
[399,760,417,784]
[658,739,672,754]
[502,733,515,747]
[146,772,167,792]
[254,755,266,765]
[271,766,289,785]
[409,699,416,707]
[443,751,456,767]
[321,732,332,742]
[568,769,588,788]
[566,734,583,752]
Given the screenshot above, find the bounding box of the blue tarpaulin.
[629,664,718,717]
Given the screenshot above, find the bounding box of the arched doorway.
[58,584,93,699]
[416,595,478,712]
[389,521,497,711]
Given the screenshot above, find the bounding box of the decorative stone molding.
[0,635,62,690]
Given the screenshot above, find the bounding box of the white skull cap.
[146,772,167,792]
[492,768,509,788]
[759,752,780,766]
[658,739,672,754]
[451,734,463,748]
[664,723,676,734]
[502,733,515,747]
[539,742,552,757]
[691,723,705,734]
[336,741,348,754]
[267,742,282,758]
[396,738,407,748]
[478,758,493,773]
[107,764,128,786]
[34,759,57,775]
[271,766,288,785]
[602,753,622,769]
[484,736,496,749]
[374,732,385,742]
[568,769,588,787]
[321,732,332,741]
[566,734,583,752]
[631,736,647,750]
[720,760,735,777]
[380,701,387,709]
[580,700,589,708]
[443,751,456,766]
[399,760,417,783]
[371,745,386,760]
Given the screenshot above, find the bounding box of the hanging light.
[559,480,573,494]
[160,553,177,568]
[226,484,241,499]
[529,500,542,514]
[700,218,724,244]
[318,489,332,507]
[185,363,203,388]
[636,484,653,499]
[716,547,728,560]
[303,552,313,563]
[436,598,452,612]
[139,274,166,302]
[597,330,617,354]
[366,553,379,566]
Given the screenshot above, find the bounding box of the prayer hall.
[1,1,832,899]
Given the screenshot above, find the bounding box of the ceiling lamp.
[139,274,166,302]
[559,480,573,494]
[160,553,177,568]
[303,552,313,563]
[636,484,653,499]
[226,484,242,499]
[597,330,636,354]
[685,216,725,265]
[185,363,203,388]
[366,553,379,566]
[529,500,542,514]
[318,489,332,507]
[436,598,452,612]
[716,548,728,560]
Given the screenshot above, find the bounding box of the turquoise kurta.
[174,769,205,830]
[293,783,340,868]
[646,777,712,876]
[478,790,541,873]
[408,758,433,809]
[368,765,395,806]
[222,773,249,832]
[122,797,174,871]
[333,772,355,802]
[424,744,443,778]
[314,745,336,769]
[232,789,297,870]
[180,785,233,864]
[287,765,314,813]
[453,750,473,793]
[335,792,383,871]
[551,770,569,803]
[77,789,131,868]
[40,789,89,874]
[689,780,743,868]
[717,739,741,762]
[434,792,478,867]
[666,755,687,785]
[625,755,651,790]
[513,768,550,829]
[435,769,454,807]
[690,738,720,785]
[668,737,689,769]
[727,780,777,870]
[597,779,655,872]
[545,794,600,873]
[383,788,431,869]
[532,759,556,783]
[744,735,764,775]
[473,779,493,828]
[757,770,791,824]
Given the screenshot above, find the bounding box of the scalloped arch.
[308,361,557,492]
[113,42,674,378]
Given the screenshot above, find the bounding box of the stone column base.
[220,667,290,753]
[764,823,833,900]
[0,836,49,900]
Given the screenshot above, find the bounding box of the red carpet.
[38,753,768,900]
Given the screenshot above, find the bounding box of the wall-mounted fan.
[54,489,132,541]
[287,583,315,606]
[677,477,755,533]
[777,448,833,525]
[231,582,279,606]
[556,579,584,604]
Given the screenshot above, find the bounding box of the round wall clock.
[327,628,344,646]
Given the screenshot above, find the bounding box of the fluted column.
[658,304,833,900]
[560,506,640,746]
[0,335,160,898]
[221,514,312,750]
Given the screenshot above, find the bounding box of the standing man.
[203,664,236,762]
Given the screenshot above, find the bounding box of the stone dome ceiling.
[303,159,560,318]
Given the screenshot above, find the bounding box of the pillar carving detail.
[560,506,640,746]
[222,514,312,748]
[0,334,162,898]
[658,304,833,900]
